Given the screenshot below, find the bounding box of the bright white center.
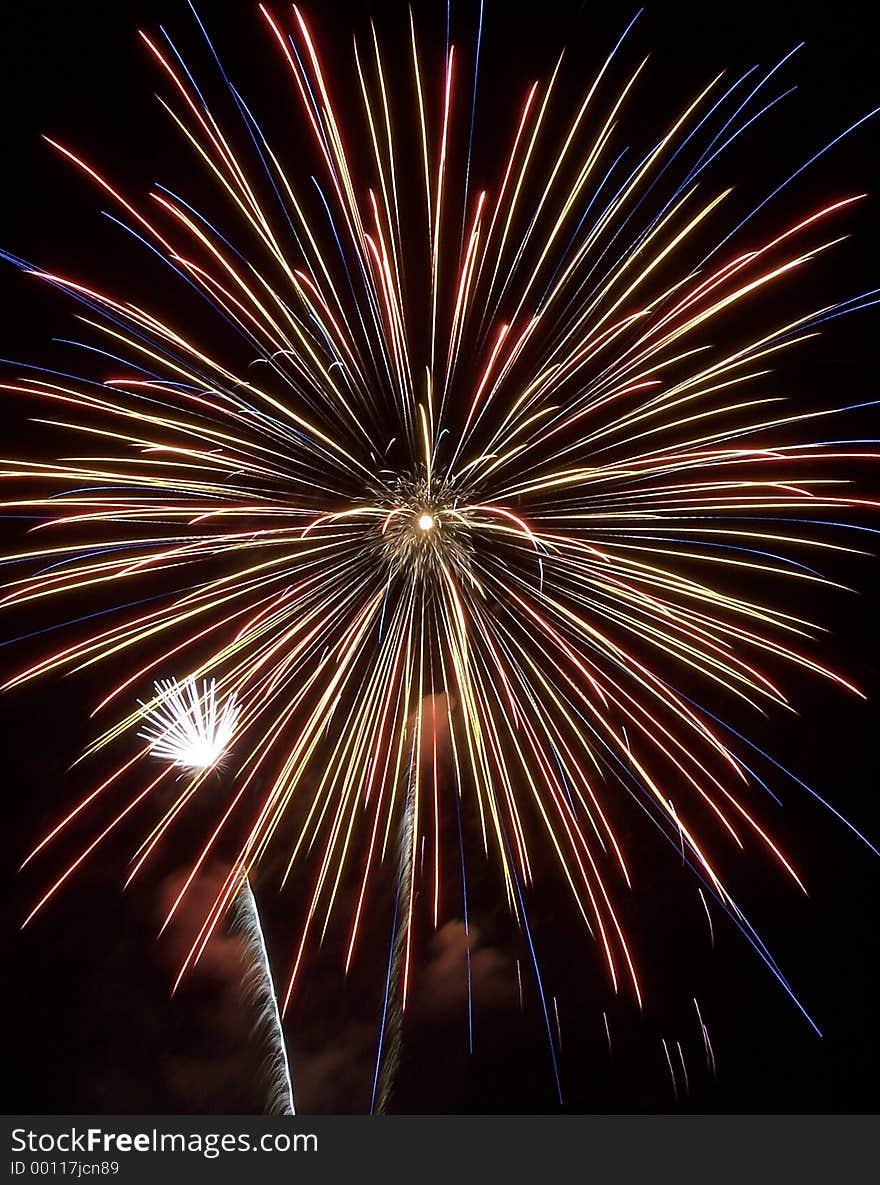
[176,741,224,771]
[417,513,435,532]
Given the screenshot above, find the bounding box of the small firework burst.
[138,677,239,772]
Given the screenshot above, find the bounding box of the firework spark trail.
[661,1037,679,1103]
[232,874,296,1116]
[552,994,563,1051]
[698,887,715,949]
[372,742,417,1116]
[694,996,716,1077]
[602,1009,612,1060]
[1,3,878,1100]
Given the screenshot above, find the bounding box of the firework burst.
[139,676,239,771]
[2,3,878,1098]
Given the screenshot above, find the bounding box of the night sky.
[2,0,879,1115]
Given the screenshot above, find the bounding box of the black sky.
[1,0,879,1115]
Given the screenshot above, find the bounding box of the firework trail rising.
[232,875,296,1116]
[2,3,879,1099]
[372,743,417,1115]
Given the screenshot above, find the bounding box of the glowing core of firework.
[138,677,239,772]
[417,512,436,532]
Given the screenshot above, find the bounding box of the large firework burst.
[2,3,878,1094]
